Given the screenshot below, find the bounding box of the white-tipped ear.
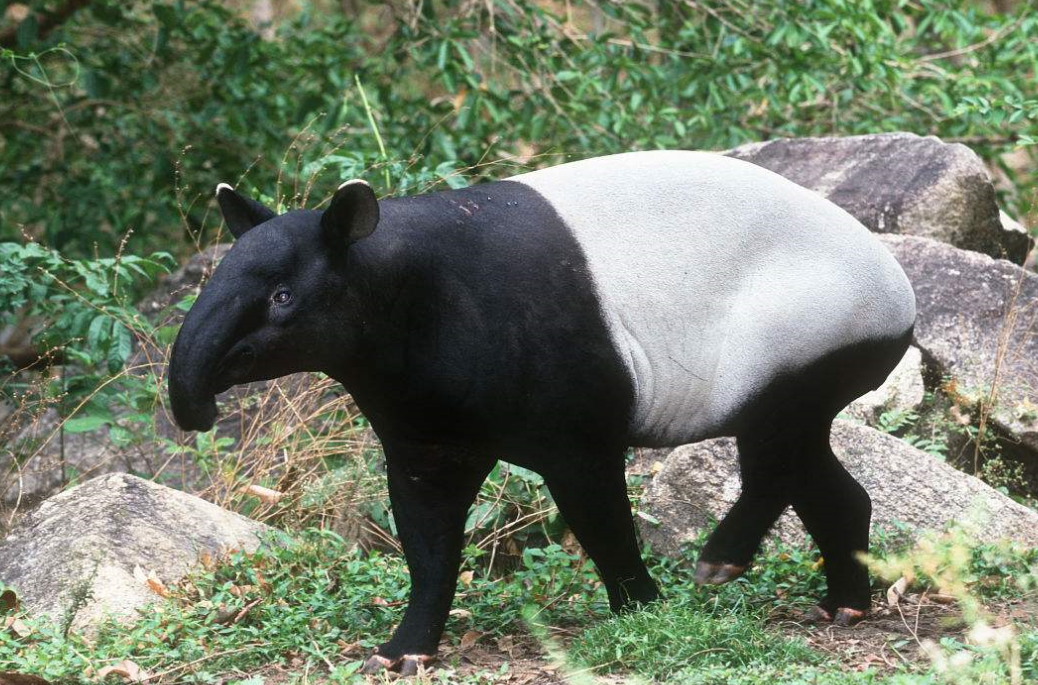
[322,179,379,246]
[215,184,277,239]
[337,179,371,192]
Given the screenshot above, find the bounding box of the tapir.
[168,150,916,675]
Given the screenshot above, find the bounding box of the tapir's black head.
[168,180,379,432]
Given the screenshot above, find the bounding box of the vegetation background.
[1,0,1037,683]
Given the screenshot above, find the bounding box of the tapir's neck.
[320,193,443,405]
[313,179,634,446]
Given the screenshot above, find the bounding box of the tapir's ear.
[215,183,277,239]
[321,180,379,246]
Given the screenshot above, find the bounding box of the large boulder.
[880,234,1038,454]
[726,133,1030,262]
[0,473,273,633]
[639,420,1038,557]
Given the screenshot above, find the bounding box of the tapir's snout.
[168,323,220,432]
[167,285,242,433]
[169,387,218,432]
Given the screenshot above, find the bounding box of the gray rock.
[842,346,926,424]
[639,420,1038,556]
[0,473,273,633]
[879,234,1038,454]
[726,133,1030,262]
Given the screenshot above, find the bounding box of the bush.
[2,0,1035,257]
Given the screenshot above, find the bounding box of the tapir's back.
[510,151,915,445]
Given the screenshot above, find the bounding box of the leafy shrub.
[2,0,1036,258]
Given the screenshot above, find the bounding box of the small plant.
[870,528,1038,685]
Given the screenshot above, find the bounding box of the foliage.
[0,241,171,376]
[1,528,1034,683]
[0,241,171,489]
[0,528,603,682]
[2,0,1036,257]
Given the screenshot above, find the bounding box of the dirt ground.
[776,591,1037,676]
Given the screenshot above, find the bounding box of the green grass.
[568,598,821,679]
[0,528,1034,684]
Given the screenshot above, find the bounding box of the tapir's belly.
[512,151,916,445]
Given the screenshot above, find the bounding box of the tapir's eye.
[272,288,292,306]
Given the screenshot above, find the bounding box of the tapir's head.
[167,180,379,432]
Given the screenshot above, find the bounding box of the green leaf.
[64,414,111,433]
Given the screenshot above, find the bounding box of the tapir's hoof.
[804,605,867,626]
[833,607,867,627]
[360,654,394,674]
[693,561,747,585]
[803,605,832,624]
[360,653,434,676]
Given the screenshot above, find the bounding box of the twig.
[974,266,1027,473]
[919,17,1024,63]
[139,644,262,682]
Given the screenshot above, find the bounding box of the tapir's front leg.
[361,440,495,676]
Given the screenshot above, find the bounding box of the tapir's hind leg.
[789,424,872,625]
[694,433,793,585]
[695,329,911,622]
[695,422,871,624]
[540,445,660,612]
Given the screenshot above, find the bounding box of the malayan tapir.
[168,150,916,676]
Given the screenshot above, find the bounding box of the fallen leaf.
[146,578,168,598]
[254,569,271,595]
[458,570,474,586]
[887,577,909,607]
[452,87,468,114]
[460,630,482,650]
[496,635,515,654]
[244,484,284,505]
[930,593,957,605]
[650,460,664,475]
[95,660,150,683]
[131,567,169,598]
[0,590,17,612]
[449,608,472,619]
[2,617,31,638]
[233,598,262,624]
[336,640,363,656]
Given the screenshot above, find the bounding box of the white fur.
[215,182,234,195]
[511,151,915,444]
